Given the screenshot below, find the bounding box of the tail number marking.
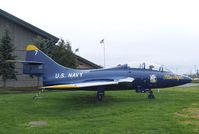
[35,50,38,55]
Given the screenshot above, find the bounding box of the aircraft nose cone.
[181,75,192,84]
[183,76,192,83]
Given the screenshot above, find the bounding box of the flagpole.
[103,41,106,68]
[100,39,106,68]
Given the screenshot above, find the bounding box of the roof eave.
[0,9,59,43]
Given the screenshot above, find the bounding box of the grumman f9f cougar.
[18,44,192,101]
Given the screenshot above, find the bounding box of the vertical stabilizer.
[25,44,73,84]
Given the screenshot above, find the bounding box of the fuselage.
[24,44,192,100]
[43,64,192,91]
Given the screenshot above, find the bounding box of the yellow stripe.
[26,44,39,51]
[42,85,80,89]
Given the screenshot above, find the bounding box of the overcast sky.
[1,0,199,74]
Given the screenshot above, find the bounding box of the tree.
[196,69,199,78]
[0,30,17,87]
[35,36,56,57]
[36,37,77,68]
[52,39,77,68]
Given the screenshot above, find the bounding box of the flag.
[75,48,79,52]
[100,39,104,44]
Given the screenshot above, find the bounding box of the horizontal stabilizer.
[7,60,44,76]
[6,60,43,64]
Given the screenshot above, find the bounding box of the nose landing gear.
[135,87,155,99]
[148,90,155,99]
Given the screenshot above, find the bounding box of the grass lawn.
[0,86,199,134]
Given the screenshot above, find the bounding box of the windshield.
[129,62,172,73]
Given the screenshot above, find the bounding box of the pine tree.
[0,30,17,87]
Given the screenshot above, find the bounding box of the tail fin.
[24,44,71,80]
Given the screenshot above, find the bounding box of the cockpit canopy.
[128,62,172,73]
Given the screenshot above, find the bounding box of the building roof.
[0,9,59,43]
[76,55,102,69]
[0,9,101,69]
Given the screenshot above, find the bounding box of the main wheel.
[148,90,155,99]
[97,94,103,101]
[97,90,104,101]
[148,94,155,99]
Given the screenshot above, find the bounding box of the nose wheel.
[148,90,155,99]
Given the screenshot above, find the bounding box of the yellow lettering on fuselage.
[164,75,183,80]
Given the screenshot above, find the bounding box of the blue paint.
[23,48,192,91]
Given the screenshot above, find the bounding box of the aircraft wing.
[42,77,134,89]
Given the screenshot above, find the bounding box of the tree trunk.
[3,80,6,88]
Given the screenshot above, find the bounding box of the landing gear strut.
[148,89,155,99]
[97,90,105,101]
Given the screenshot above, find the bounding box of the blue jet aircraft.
[20,44,192,101]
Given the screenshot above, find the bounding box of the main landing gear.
[97,90,105,101]
[135,87,155,99]
[148,89,155,99]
